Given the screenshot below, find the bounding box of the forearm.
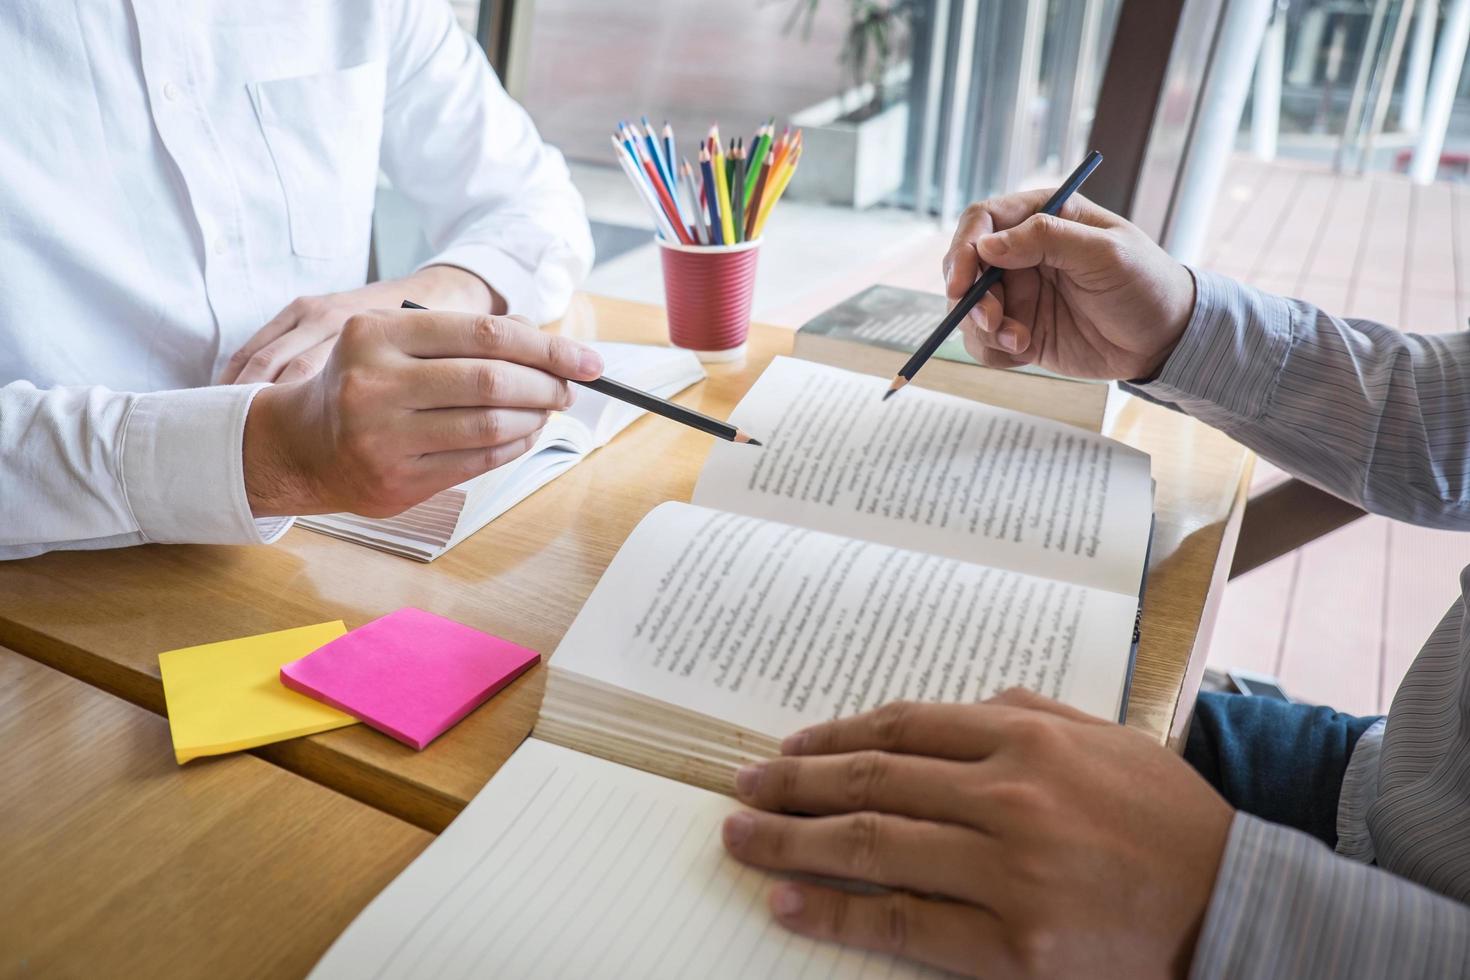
[379,0,592,325]
[0,381,290,559]
[1135,270,1470,528]
[1191,814,1470,978]
[404,263,502,315]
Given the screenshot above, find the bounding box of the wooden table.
[0,294,1251,831]
[0,647,430,978]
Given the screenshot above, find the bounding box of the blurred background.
[396,0,1470,718]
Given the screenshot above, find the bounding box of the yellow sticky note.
[158,621,357,764]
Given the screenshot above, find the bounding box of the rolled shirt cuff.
[1133,268,1295,424]
[121,383,293,546]
[419,239,579,325]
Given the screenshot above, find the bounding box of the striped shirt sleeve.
[1134,269,1470,530]
[1191,814,1470,978]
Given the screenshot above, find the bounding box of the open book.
[535,356,1154,793]
[297,343,705,561]
[309,357,1154,978]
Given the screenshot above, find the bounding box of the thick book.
[309,358,1154,977]
[794,284,1122,432]
[297,342,706,561]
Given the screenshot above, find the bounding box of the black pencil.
[400,301,761,445]
[883,150,1104,401]
[730,140,745,244]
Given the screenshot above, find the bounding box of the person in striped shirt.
[718,190,1470,978]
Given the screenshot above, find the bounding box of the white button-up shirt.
[0,0,593,560]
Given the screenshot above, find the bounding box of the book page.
[552,502,1137,738]
[309,738,936,980]
[694,357,1152,595]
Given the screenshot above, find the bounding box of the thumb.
[976,212,1115,275]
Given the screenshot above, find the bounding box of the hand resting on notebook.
[723,689,1232,979]
[243,307,603,519]
[944,192,1196,382]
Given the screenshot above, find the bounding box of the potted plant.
[782,0,916,208]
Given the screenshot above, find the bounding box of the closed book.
[794,284,1124,432]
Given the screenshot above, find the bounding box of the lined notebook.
[298,342,706,561]
[309,738,940,979]
[535,356,1154,794]
[793,284,1122,432]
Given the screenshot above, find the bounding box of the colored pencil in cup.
[730,140,745,244]
[712,132,735,245]
[700,146,724,245]
[611,134,677,241]
[746,149,772,241]
[744,120,772,208]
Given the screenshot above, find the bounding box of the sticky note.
[158,621,357,765]
[280,608,540,750]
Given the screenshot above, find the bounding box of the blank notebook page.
[309,738,939,979]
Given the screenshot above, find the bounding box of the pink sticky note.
[279,607,539,750]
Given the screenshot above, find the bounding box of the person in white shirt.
[1,0,599,560]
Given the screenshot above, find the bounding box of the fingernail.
[983,232,1009,255]
[734,763,764,798]
[780,730,808,755]
[771,884,805,918]
[999,327,1020,353]
[578,349,603,377]
[723,811,754,847]
[969,307,988,330]
[941,258,953,283]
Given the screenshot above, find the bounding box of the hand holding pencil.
[939,172,1198,385]
[885,151,1104,399]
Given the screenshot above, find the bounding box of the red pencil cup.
[658,238,760,362]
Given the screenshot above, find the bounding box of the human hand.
[219,265,501,384]
[722,689,1233,979]
[241,308,602,518]
[943,192,1196,381]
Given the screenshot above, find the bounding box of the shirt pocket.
[248,60,386,260]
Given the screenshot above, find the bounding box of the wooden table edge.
[1166,450,1256,751]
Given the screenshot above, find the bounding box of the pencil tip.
[748,438,763,447]
[882,377,907,401]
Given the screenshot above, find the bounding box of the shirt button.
[213,236,228,256]
[162,81,181,102]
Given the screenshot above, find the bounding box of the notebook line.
[439,780,619,977]
[372,766,561,980]
[498,789,650,975]
[400,773,593,980]
[547,806,701,978]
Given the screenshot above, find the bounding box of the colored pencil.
[730,141,745,244]
[713,135,735,245]
[700,147,724,245]
[744,121,772,208]
[745,151,771,241]
[401,301,760,444]
[641,116,675,193]
[752,146,799,238]
[611,135,677,241]
[681,159,708,245]
[640,152,693,245]
[883,150,1105,400]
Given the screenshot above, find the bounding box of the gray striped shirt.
[1133,270,1470,978]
